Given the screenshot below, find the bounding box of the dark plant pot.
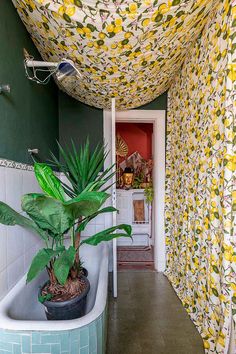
[40,275,90,320]
[81,267,88,277]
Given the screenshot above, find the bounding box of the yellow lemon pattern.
[165,1,236,353]
[12,0,220,110]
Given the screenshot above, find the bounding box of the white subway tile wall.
[0,165,43,300]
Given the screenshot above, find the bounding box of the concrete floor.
[107,271,204,354]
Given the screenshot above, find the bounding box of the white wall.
[0,161,42,300]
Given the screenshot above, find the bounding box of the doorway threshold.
[118,246,154,270]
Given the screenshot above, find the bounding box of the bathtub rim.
[0,243,108,331]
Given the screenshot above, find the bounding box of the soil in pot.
[40,275,90,320]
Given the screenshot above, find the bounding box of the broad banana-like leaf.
[22,194,74,235]
[77,206,117,232]
[53,246,76,285]
[65,191,109,218]
[0,201,48,241]
[34,163,65,202]
[81,224,132,246]
[22,191,109,235]
[27,247,64,283]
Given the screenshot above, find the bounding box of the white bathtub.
[0,243,109,354]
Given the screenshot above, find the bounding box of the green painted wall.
[59,92,167,152]
[0,1,59,165]
[59,91,104,152]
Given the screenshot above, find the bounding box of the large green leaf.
[65,191,109,218]
[22,194,74,235]
[27,247,64,283]
[77,206,117,232]
[53,246,76,285]
[0,201,48,241]
[81,224,132,246]
[34,163,65,202]
[21,191,109,236]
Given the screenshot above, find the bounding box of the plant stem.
[72,218,82,278]
[47,263,57,285]
[71,224,75,248]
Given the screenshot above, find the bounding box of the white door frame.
[111,98,117,297]
[103,109,166,272]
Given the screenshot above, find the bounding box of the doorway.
[116,122,154,270]
[103,108,166,295]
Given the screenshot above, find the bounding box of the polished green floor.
[107,271,204,354]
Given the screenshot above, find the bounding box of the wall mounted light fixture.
[24,49,81,85]
[0,84,10,94]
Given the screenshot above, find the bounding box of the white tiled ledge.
[0,158,34,171]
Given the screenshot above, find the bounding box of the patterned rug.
[117,246,154,270]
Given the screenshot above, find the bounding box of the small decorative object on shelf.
[132,172,145,189]
[116,134,128,157]
[133,199,145,222]
[122,167,134,190]
[116,134,128,188]
[119,151,153,191]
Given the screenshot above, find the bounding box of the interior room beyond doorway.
[115,122,154,270]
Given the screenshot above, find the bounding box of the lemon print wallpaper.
[166,1,236,353]
[12,0,220,110]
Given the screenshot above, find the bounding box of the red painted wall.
[116,123,153,161]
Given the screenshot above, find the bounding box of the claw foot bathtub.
[0,243,108,354]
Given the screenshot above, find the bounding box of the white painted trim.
[103,109,166,272]
[111,98,117,298]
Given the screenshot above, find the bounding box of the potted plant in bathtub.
[0,162,132,321]
[48,138,118,276]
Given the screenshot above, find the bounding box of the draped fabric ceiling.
[12,0,219,110]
